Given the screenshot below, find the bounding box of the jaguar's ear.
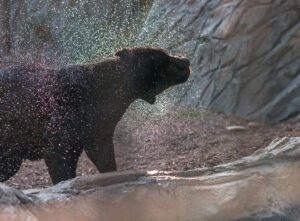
[141,94,156,104]
[115,48,132,60]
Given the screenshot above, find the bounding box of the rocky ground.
[5,108,300,189]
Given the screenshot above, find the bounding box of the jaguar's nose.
[177,58,190,70]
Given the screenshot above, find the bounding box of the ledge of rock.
[0,137,299,220]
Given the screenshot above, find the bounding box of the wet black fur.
[0,47,190,184]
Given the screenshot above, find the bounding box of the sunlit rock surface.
[0,137,298,220]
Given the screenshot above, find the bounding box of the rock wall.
[141,0,300,123]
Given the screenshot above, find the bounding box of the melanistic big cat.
[0,47,190,184]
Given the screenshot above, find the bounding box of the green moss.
[178,109,211,118]
[178,109,201,118]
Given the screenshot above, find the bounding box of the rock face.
[0,137,299,220]
[140,0,300,123]
[0,184,34,206]
[1,0,300,122]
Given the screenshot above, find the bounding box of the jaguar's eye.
[160,70,166,78]
[176,58,190,71]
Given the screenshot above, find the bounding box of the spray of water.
[2,0,193,129]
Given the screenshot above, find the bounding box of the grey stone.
[226,125,247,131]
[0,184,34,206]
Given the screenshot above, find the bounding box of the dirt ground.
[5,108,300,189]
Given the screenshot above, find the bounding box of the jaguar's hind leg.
[0,156,22,182]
